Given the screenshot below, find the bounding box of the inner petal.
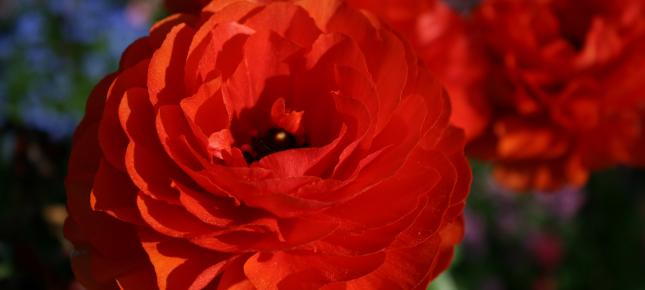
[228,73,343,165]
[230,93,309,164]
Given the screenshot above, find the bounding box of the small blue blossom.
[63,0,113,43]
[45,0,75,16]
[21,101,79,141]
[1,0,155,140]
[0,36,13,60]
[23,46,62,74]
[15,11,45,44]
[83,53,112,81]
[106,10,149,60]
[49,72,73,102]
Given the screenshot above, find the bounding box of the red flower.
[350,0,645,191]
[466,0,645,191]
[64,0,471,289]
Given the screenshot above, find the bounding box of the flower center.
[553,2,598,51]
[243,127,304,163]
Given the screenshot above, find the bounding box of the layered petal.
[65,1,470,289]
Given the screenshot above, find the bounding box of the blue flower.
[24,46,58,73]
[0,36,13,60]
[21,100,79,140]
[47,72,73,102]
[105,10,149,60]
[82,53,112,81]
[46,0,75,16]
[2,0,155,140]
[15,11,45,45]
[63,0,112,43]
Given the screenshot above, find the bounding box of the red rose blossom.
[349,0,645,191]
[64,0,471,289]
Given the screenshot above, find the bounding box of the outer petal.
[244,251,385,290]
[140,230,231,290]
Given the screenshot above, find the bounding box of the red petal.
[223,30,302,115]
[90,160,142,224]
[254,125,347,178]
[244,2,321,47]
[149,13,198,45]
[119,37,154,70]
[175,182,262,228]
[326,146,441,228]
[99,60,149,172]
[115,265,157,290]
[185,22,254,92]
[137,194,215,238]
[327,94,429,202]
[333,236,442,290]
[180,78,231,139]
[216,255,256,290]
[140,230,231,290]
[313,196,427,256]
[270,98,304,135]
[295,0,343,30]
[244,251,385,289]
[148,23,195,106]
[67,75,115,184]
[203,0,263,16]
[119,87,186,203]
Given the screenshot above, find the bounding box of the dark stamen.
[244,128,302,163]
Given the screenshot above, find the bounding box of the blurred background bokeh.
[0,0,643,289]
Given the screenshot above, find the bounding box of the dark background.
[0,0,644,289]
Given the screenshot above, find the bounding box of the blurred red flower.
[350,0,645,191]
[64,0,471,289]
[528,233,562,270]
[467,0,645,191]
